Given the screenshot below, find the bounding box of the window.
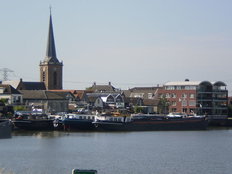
[17,96,21,103]
[190,94,195,98]
[171,101,176,106]
[171,108,177,112]
[132,93,144,98]
[182,93,187,98]
[53,71,57,86]
[171,93,176,98]
[42,71,46,82]
[115,96,123,102]
[107,95,114,103]
[182,108,188,113]
[13,96,17,103]
[189,100,196,106]
[189,86,196,90]
[182,100,187,106]
[148,93,153,99]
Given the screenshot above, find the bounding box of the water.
[1,129,232,174]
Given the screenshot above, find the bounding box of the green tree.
[14,105,26,111]
[134,106,143,113]
[0,98,9,105]
[158,97,170,114]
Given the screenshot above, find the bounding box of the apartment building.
[159,80,228,116]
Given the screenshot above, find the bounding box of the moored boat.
[93,114,208,131]
[63,114,96,131]
[13,119,54,131]
[13,112,54,131]
[0,120,12,138]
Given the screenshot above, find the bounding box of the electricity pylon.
[0,68,14,81]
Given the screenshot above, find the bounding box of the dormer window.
[0,87,4,94]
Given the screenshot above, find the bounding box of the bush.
[14,105,26,111]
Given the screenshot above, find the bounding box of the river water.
[1,129,232,174]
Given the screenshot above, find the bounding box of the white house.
[0,84,23,105]
[94,94,125,109]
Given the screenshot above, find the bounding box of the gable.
[0,85,21,95]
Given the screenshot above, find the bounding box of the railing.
[207,115,228,120]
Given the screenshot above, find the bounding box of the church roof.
[19,90,70,100]
[19,82,46,90]
[2,79,46,90]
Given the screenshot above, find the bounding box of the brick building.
[159,80,228,116]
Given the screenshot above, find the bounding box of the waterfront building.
[0,84,22,105]
[40,12,63,90]
[94,93,125,109]
[159,79,228,117]
[19,90,73,114]
[123,86,161,113]
[126,86,161,100]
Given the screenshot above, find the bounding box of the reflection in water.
[12,130,66,138]
[0,168,14,174]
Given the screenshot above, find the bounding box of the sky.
[0,0,232,93]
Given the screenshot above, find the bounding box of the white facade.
[0,86,23,105]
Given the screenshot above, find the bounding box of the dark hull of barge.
[94,117,208,131]
[13,119,54,131]
[63,119,95,131]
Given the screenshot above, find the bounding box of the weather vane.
[49,5,52,15]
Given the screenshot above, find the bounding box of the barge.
[93,114,208,131]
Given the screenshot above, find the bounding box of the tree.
[0,98,9,105]
[14,105,26,111]
[228,104,232,117]
[158,97,169,114]
[134,106,144,113]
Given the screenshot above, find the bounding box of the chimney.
[108,82,111,86]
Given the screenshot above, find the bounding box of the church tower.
[40,11,63,90]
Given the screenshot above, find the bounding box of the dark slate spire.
[45,10,59,63]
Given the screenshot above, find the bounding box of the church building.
[40,12,63,90]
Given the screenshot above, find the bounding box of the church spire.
[40,8,63,90]
[45,8,59,63]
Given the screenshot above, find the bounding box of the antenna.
[0,68,14,81]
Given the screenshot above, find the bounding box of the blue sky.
[1,0,232,92]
